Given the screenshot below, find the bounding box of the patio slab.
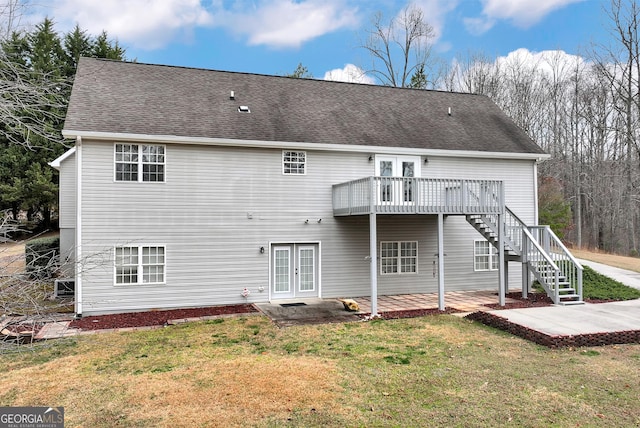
[486,299,640,336]
[255,298,360,327]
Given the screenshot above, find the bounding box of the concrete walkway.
[488,299,640,336]
[475,260,640,346]
[577,258,640,290]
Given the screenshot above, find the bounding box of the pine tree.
[63,24,91,76]
[93,30,125,60]
[0,18,126,229]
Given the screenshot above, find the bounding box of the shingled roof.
[63,57,545,155]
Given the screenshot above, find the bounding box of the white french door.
[375,156,421,205]
[271,244,319,299]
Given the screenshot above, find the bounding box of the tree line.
[440,1,640,256]
[357,1,640,256]
[0,17,124,230]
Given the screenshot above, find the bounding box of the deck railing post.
[369,176,376,214]
[461,180,467,212]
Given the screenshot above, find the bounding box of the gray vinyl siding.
[59,228,75,277]
[77,140,536,314]
[58,154,76,228]
[58,153,76,276]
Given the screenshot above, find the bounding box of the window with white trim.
[380,241,418,274]
[115,144,165,182]
[115,245,165,285]
[474,240,498,271]
[283,151,306,175]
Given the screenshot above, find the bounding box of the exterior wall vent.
[238,106,250,113]
[54,278,75,297]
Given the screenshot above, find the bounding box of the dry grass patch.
[1,315,640,427]
[571,248,640,273]
[126,356,342,427]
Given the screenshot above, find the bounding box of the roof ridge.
[78,57,486,97]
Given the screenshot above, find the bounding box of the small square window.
[283,151,306,175]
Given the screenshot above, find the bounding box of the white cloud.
[447,48,589,93]
[29,0,359,50]
[323,64,375,84]
[494,48,586,77]
[462,16,495,36]
[38,0,213,50]
[465,0,585,34]
[215,0,359,49]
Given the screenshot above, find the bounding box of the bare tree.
[360,3,437,88]
[590,0,640,254]
[0,0,31,39]
[0,54,69,148]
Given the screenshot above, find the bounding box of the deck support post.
[522,230,530,298]
[498,213,506,306]
[369,212,378,317]
[437,213,445,311]
[504,257,509,294]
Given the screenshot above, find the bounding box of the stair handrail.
[521,227,560,272]
[544,226,583,270]
[504,207,528,255]
[541,225,583,300]
[505,206,526,229]
[521,227,562,302]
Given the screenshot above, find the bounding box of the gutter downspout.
[75,136,83,316]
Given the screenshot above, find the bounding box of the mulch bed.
[69,304,258,331]
[483,292,554,310]
[359,307,461,320]
[484,292,620,310]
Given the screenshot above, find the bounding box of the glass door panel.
[298,247,315,292]
[273,247,291,295]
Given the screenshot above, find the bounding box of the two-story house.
[51,58,582,317]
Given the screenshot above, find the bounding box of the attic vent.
[238,106,250,113]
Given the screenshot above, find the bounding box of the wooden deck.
[332,176,504,216]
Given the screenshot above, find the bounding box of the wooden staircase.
[466,208,583,305]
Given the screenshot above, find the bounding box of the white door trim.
[268,241,321,301]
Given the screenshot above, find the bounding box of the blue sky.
[27,0,612,82]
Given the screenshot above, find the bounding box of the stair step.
[558,294,581,299]
[558,300,585,306]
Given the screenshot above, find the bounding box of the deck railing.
[332,177,504,216]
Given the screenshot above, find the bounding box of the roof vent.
[448,107,452,116]
[230,90,235,100]
[238,105,250,113]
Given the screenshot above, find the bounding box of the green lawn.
[1,315,639,427]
